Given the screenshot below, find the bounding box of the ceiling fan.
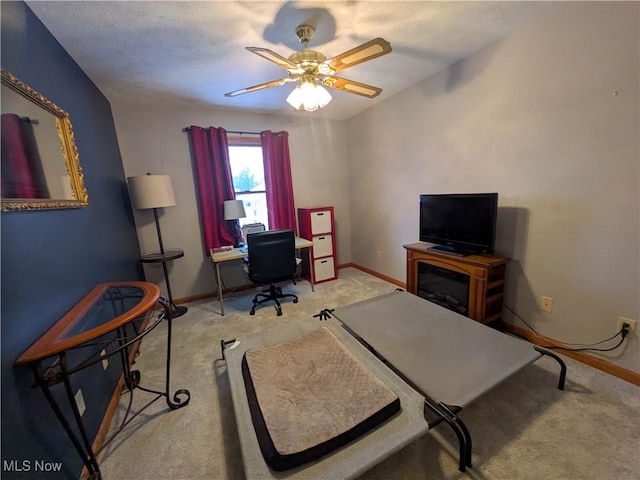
[224,24,392,111]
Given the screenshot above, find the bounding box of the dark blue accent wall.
[1,3,144,478]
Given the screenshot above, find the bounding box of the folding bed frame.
[221,290,566,479]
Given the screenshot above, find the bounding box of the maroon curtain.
[261,130,297,234]
[1,113,49,198]
[188,126,236,250]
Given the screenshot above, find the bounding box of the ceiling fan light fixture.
[286,80,332,112]
[229,25,391,110]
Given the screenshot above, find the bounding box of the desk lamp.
[127,173,188,318]
[224,199,247,248]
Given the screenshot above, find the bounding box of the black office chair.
[246,229,299,316]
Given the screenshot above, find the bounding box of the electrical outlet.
[617,317,636,335]
[101,349,108,370]
[376,250,382,260]
[75,389,86,417]
[540,296,553,313]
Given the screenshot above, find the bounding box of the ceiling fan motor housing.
[288,50,330,76]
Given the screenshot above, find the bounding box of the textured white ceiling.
[25,1,551,120]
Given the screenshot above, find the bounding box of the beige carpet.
[98,267,640,480]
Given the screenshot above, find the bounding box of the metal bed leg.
[221,339,237,360]
[440,403,473,468]
[424,399,468,472]
[534,347,567,390]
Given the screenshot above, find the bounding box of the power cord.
[503,304,630,353]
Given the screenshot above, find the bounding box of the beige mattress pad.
[242,326,400,469]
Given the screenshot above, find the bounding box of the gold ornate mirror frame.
[1,70,88,211]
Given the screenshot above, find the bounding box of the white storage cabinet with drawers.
[297,206,338,284]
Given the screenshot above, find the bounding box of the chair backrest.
[247,229,297,284]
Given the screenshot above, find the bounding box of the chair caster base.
[247,283,298,316]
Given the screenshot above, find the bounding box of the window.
[228,138,269,229]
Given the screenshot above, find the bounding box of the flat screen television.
[419,193,498,256]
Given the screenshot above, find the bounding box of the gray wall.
[346,2,639,372]
[1,3,143,477]
[111,104,351,298]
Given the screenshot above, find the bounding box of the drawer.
[312,234,333,259]
[310,210,332,234]
[314,257,336,282]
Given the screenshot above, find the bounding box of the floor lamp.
[128,173,188,318]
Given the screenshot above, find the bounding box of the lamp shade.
[127,174,176,210]
[286,80,332,112]
[224,199,246,220]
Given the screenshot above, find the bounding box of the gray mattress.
[332,290,541,407]
[224,317,429,480]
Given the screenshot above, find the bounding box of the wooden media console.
[404,242,509,324]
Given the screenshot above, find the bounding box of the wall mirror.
[1,70,88,211]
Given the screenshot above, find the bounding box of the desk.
[210,237,314,316]
[16,282,190,478]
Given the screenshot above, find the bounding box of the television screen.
[419,193,498,256]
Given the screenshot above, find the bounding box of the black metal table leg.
[162,298,191,409]
[32,359,102,479]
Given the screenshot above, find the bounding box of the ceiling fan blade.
[224,78,295,97]
[245,47,304,73]
[320,76,383,98]
[323,38,392,73]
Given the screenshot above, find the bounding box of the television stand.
[404,242,509,324]
[428,245,475,257]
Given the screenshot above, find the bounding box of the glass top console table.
[16,281,191,479]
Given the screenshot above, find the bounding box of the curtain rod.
[19,116,39,125]
[181,127,261,135]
